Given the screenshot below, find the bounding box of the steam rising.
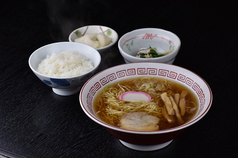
[46,0,92,41]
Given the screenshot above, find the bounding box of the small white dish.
[69,25,118,52]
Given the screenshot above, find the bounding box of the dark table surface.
[1,0,238,157]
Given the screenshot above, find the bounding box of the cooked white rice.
[37,50,94,77]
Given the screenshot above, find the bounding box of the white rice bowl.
[28,42,101,96]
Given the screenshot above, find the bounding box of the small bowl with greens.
[118,28,181,64]
[69,25,118,52]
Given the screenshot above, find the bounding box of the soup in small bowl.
[118,28,181,64]
[79,62,212,151]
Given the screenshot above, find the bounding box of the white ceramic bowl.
[79,62,212,151]
[118,28,181,64]
[69,25,118,52]
[29,42,101,96]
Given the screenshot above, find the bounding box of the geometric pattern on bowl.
[86,67,206,116]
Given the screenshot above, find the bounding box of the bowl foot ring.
[119,139,173,151]
[52,87,81,96]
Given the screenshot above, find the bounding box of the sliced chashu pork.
[118,112,159,131]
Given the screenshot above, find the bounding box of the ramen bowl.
[69,25,118,53]
[79,62,212,151]
[29,42,101,96]
[118,28,181,64]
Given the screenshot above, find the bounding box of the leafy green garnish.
[149,48,165,58]
[139,53,147,58]
[137,46,166,58]
[149,49,159,57]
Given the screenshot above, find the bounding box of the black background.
[1,0,238,157]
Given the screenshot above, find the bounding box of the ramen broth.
[94,76,198,131]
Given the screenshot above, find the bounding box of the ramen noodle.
[94,76,198,131]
